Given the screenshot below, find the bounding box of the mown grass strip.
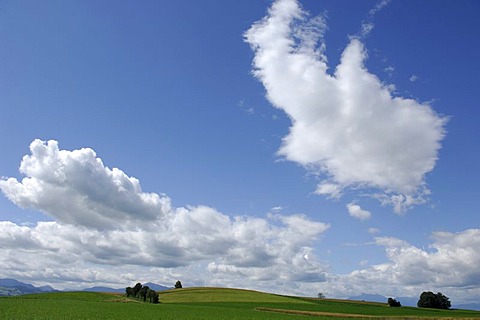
[256,307,480,319]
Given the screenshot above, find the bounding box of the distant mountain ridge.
[80,282,170,293]
[348,293,418,307]
[143,282,170,291]
[456,303,480,311]
[0,278,171,297]
[348,293,480,311]
[81,286,126,293]
[0,278,57,296]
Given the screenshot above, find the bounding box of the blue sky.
[1,0,479,304]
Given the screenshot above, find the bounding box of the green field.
[1,287,479,319]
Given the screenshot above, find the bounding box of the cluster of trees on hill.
[386,291,450,310]
[387,297,401,307]
[417,291,451,309]
[125,283,159,303]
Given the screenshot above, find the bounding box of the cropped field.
[1,287,479,319]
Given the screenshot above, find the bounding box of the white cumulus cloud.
[322,229,480,303]
[346,203,371,220]
[0,139,172,230]
[245,0,447,212]
[0,139,330,288]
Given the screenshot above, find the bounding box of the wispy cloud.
[238,100,255,114]
[384,66,395,76]
[359,0,391,38]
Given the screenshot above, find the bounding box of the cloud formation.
[346,203,371,220]
[376,229,480,288]
[0,139,329,288]
[324,229,480,303]
[245,0,447,212]
[0,140,478,304]
[0,139,172,230]
[360,0,391,38]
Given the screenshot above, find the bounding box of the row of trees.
[125,283,159,304]
[387,291,451,310]
[125,282,450,311]
[125,281,182,304]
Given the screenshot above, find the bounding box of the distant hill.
[348,293,390,304]
[81,286,125,293]
[0,286,22,296]
[1,288,479,319]
[81,282,169,293]
[143,282,170,291]
[0,278,57,296]
[347,293,480,311]
[38,285,56,292]
[348,293,418,307]
[455,303,480,311]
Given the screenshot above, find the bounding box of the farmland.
[1,287,480,319]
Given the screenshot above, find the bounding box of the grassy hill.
[0,287,479,319]
[160,287,307,303]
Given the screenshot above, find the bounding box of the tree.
[318,293,325,299]
[417,291,451,309]
[147,289,160,304]
[175,280,182,289]
[139,285,150,302]
[387,297,402,307]
[125,283,159,304]
[132,282,143,297]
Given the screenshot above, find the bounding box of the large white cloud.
[0,139,172,229]
[245,0,447,212]
[321,229,480,304]
[0,139,329,289]
[0,140,478,304]
[376,229,480,288]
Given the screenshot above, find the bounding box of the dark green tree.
[125,282,160,304]
[418,291,436,308]
[417,291,451,309]
[132,282,143,297]
[139,285,149,302]
[387,297,402,307]
[147,289,160,304]
[175,280,182,289]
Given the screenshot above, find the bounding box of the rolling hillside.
[0,287,479,319]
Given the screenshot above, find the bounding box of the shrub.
[387,297,402,307]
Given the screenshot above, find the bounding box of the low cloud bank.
[0,139,329,288]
